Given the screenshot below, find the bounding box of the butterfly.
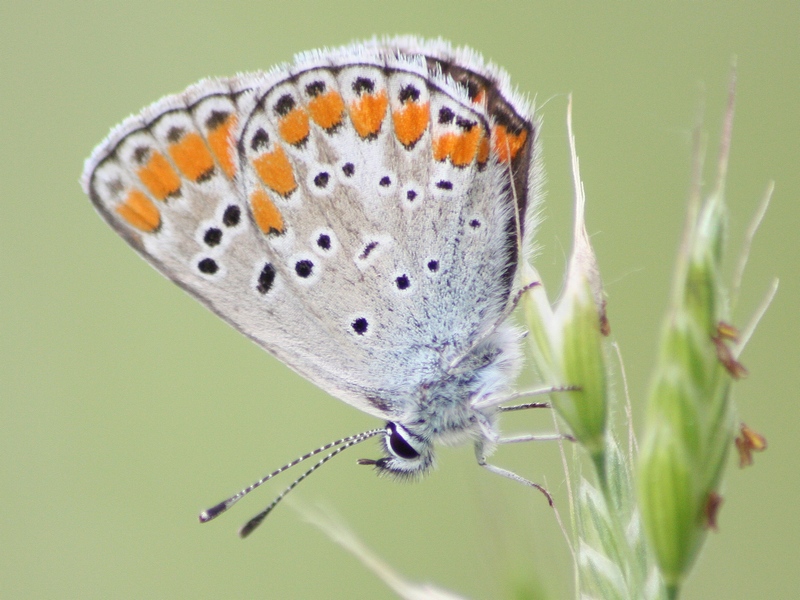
[82,37,552,536]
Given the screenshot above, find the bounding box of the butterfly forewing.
[82,39,537,419]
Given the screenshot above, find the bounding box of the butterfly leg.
[472,385,580,412]
[500,384,580,405]
[473,384,579,411]
[498,433,575,444]
[474,440,554,506]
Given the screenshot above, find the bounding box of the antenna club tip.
[239,518,263,539]
[198,501,228,523]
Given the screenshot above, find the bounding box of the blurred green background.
[2,2,797,598]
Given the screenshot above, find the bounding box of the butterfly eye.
[386,422,421,460]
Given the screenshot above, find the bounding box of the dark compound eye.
[387,423,420,460]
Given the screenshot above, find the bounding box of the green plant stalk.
[637,73,744,597]
[519,97,669,600]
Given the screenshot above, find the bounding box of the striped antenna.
[199,427,385,537]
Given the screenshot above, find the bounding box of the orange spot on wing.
[308,91,344,130]
[432,132,457,162]
[492,125,528,163]
[472,88,486,105]
[278,107,310,145]
[116,189,160,232]
[392,101,429,147]
[207,114,238,179]
[348,91,388,138]
[250,188,284,235]
[432,127,481,166]
[137,151,181,200]
[168,132,215,182]
[252,146,297,196]
[450,127,481,167]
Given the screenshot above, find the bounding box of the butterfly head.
[358,421,435,479]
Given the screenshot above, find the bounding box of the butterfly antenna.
[199,428,385,526]
[238,428,385,538]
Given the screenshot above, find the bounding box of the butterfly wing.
[82,39,538,420]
